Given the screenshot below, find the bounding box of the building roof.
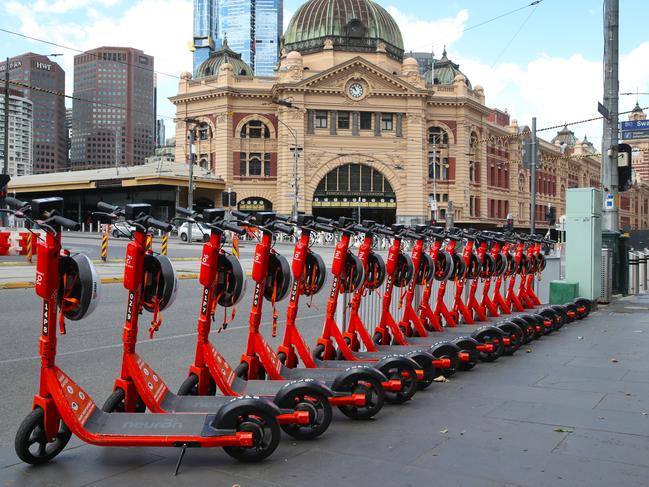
[424,48,471,88]
[196,38,254,78]
[551,124,578,147]
[8,160,224,194]
[283,0,404,61]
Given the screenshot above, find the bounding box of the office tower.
[0,54,66,173]
[156,119,166,148]
[71,47,154,169]
[193,0,220,76]
[0,87,33,176]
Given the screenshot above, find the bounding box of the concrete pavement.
[1,277,648,486]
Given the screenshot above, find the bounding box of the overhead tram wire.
[463,0,543,33]
[490,1,542,68]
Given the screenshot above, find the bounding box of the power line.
[491,1,541,68]
[463,0,543,33]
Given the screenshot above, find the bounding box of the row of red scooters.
[6,197,592,471]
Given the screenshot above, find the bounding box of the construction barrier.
[161,233,169,256]
[18,232,30,256]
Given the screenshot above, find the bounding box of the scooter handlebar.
[353,224,371,234]
[314,223,336,233]
[231,210,250,220]
[145,216,173,233]
[272,222,294,235]
[97,201,121,214]
[175,206,194,218]
[4,197,28,210]
[315,216,333,225]
[223,222,247,235]
[374,226,394,237]
[275,214,291,222]
[52,215,81,231]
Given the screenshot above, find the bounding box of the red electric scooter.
[105,206,333,441]
[278,214,431,400]
[232,211,388,420]
[12,197,281,466]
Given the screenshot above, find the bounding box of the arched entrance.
[312,163,396,225]
[238,197,273,212]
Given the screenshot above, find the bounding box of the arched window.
[428,126,449,146]
[469,132,479,183]
[240,120,271,139]
[199,158,209,169]
[198,123,212,140]
[239,152,273,177]
[249,155,262,176]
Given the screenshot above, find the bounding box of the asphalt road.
[0,278,330,447]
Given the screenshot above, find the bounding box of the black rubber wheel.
[379,363,418,404]
[222,410,280,462]
[15,407,71,465]
[180,233,188,242]
[336,376,385,420]
[454,339,480,372]
[111,229,119,238]
[413,360,436,390]
[278,389,332,440]
[234,362,266,381]
[312,344,325,361]
[177,373,217,396]
[573,298,592,319]
[473,330,504,362]
[102,388,146,413]
[510,317,534,344]
[497,322,523,355]
[372,331,392,346]
[430,344,459,377]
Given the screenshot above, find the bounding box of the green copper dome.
[424,48,472,88]
[283,0,404,61]
[196,38,253,78]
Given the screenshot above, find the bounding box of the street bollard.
[26,232,33,263]
[145,234,153,253]
[101,225,108,262]
[161,233,169,256]
[232,233,239,259]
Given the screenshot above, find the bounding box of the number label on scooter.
[126,291,135,322]
[42,300,49,336]
[252,282,261,307]
[201,287,210,316]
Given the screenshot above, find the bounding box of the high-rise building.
[156,119,166,148]
[71,47,155,170]
[192,0,282,78]
[193,0,220,76]
[0,54,66,173]
[0,88,33,177]
[65,108,72,168]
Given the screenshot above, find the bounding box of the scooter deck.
[85,408,227,437]
[279,364,362,383]
[161,385,279,412]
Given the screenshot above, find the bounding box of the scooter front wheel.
[15,407,71,465]
[222,410,280,462]
[278,389,332,440]
[102,388,146,413]
[336,376,385,420]
[177,374,217,396]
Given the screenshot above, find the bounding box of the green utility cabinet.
[565,188,602,301]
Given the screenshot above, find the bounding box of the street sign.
[429,196,437,211]
[621,120,649,130]
[598,102,610,121]
[621,129,649,140]
[605,194,615,209]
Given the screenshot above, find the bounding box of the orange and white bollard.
[232,233,239,259]
[161,233,169,256]
[101,225,108,262]
[26,232,33,263]
[145,233,153,253]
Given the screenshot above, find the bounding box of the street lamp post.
[272,99,302,219]
[185,117,203,243]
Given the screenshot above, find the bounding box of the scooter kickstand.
[174,443,188,476]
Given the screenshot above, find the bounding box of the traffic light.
[618,143,633,192]
[545,206,556,225]
[229,192,237,207]
[221,192,229,207]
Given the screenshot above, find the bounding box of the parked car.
[111,221,136,238]
[178,222,211,242]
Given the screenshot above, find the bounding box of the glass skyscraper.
[193,0,219,76]
[193,0,282,77]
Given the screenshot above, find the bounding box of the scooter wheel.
[378,363,418,404]
[15,407,71,465]
[177,374,217,396]
[455,340,480,372]
[234,362,266,381]
[278,389,332,440]
[473,330,504,362]
[312,344,325,361]
[337,376,385,420]
[497,322,523,356]
[430,344,459,377]
[372,332,392,346]
[102,388,146,413]
[222,410,280,462]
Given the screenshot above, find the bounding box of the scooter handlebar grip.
[314,223,335,233]
[273,222,294,235]
[175,206,193,217]
[97,201,120,214]
[315,216,333,225]
[4,197,28,210]
[353,224,371,234]
[376,227,394,236]
[146,217,173,232]
[232,210,250,220]
[223,222,247,235]
[52,216,81,231]
[275,214,290,222]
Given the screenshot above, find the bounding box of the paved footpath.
[1,291,648,486]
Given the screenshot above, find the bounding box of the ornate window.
[469,132,479,183]
[428,126,449,146]
[428,153,449,180]
[240,120,271,139]
[239,152,272,177]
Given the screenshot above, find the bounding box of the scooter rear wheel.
[379,363,418,404]
[221,410,280,462]
[278,389,332,440]
[15,407,71,465]
[337,376,385,420]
